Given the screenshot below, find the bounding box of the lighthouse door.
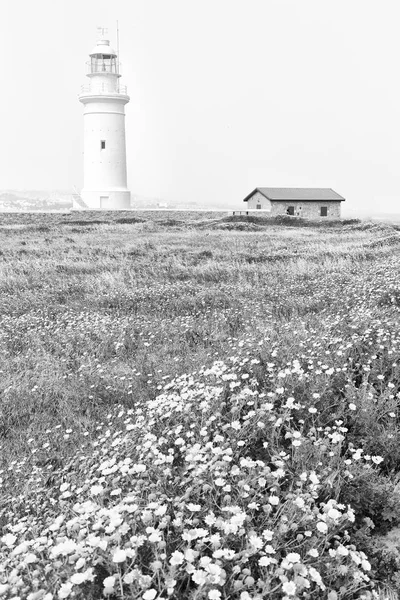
[100,195,111,209]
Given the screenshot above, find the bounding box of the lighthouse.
[77,34,130,210]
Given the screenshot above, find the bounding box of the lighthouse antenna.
[116,20,120,73]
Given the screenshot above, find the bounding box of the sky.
[1,0,400,212]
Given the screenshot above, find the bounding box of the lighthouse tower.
[77,35,130,210]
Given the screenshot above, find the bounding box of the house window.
[286,206,295,216]
[100,140,106,150]
[256,203,261,210]
[320,206,328,217]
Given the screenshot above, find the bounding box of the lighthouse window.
[101,140,106,150]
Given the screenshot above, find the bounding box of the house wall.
[245,195,341,219]
[270,202,341,219]
[247,192,272,211]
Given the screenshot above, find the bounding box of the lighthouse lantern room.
[77,34,130,210]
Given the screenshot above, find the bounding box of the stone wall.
[270,202,341,219]
[247,192,272,211]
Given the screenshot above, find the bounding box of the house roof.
[243,188,345,203]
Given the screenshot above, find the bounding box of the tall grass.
[1,216,400,598]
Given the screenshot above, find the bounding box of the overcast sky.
[2,0,400,212]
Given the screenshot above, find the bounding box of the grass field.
[2,214,400,599]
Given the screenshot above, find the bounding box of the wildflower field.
[2,214,400,599]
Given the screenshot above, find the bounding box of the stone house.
[241,188,345,219]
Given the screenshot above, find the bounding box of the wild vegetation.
[1,213,400,599]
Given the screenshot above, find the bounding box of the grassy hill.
[1,214,400,599]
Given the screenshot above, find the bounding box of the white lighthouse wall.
[81,189,131,210]
[83,113,128,188]
[81,99,130,209]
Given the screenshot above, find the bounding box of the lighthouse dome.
[89,39,117,57]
